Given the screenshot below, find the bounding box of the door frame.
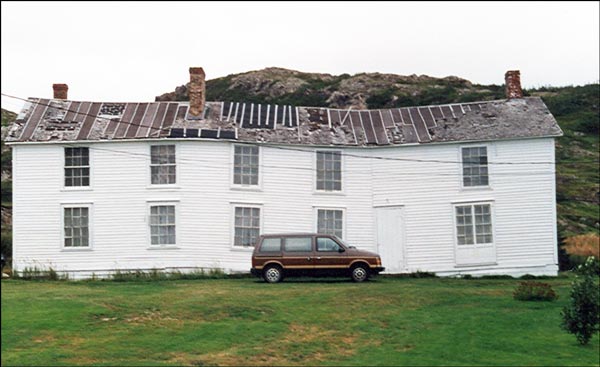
[374,204,406,273]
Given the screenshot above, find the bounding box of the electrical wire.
[2,93,598,167]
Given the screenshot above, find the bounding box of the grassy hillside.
[1,71,599,263]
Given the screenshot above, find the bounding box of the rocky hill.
[1,68,598,262]
[156,67,506,109]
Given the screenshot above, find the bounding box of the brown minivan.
[251,233,385,283]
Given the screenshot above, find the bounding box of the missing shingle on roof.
[100,103,126,116]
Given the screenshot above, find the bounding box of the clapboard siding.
[12,137,558,277]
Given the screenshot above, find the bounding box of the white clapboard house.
[5,69,563,278]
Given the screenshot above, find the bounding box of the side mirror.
[338,247,345,253]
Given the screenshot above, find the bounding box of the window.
[150,145,176,185]
[65,147,90,187]
[234,207,260,247]
[462,147,488,187]
[284,237,312,252]
[260,238,281,252]
[149,205,176,246]
[316,151,342,191]
[317,209,344,238]
[455,204,493,245]
[234,145,259,186]
[317,237,341,252]
[64,207,89,247]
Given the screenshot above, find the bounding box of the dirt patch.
[170,323,360,366]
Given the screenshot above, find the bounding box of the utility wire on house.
[2,92,599,167]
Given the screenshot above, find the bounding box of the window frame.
[231,144,262,190]
[452,202,495,248]
[314,207,346,239]
[146,201,179,249]
[230,203,263,250]
[149,144,178,187]
[60,202,93,251]
[459,145,491,189]
[314,149,344,194]
[62,146,92,190]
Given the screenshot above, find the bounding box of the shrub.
[561,257,600,345]
[513,281,558,301]
[563,233,600,258]
[563,234,600,274]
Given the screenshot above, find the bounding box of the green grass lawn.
[1,276,599,366]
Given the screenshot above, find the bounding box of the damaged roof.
[5,97,562,146]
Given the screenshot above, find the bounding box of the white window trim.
[458,144,492,191]
[230,144,263,191]
[60,202,93,251]
[313,149,345,195]
[451,201,496,249]
[230,203,263,251]
[146,200,180,249]
[147,143,180,189]
[62,146,93,191]
[313,206,346,239]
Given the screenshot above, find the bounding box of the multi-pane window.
[316,151,342,191]
[317,209,344,238]
[462,147,489,187]
[234,207,260,247]
[455,204,493,245]
[64,207,89,247]
[150,145,176,185]
[149,205,176,246]
[65,147,90,187]
[233,145,259,185]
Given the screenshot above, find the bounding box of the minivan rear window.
[284,237,312,252]
[260,238,281,252]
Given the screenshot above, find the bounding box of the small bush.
[563,233,600,258]
[17,266,67,280]
[513,281,558,301]
[561,257,600,345]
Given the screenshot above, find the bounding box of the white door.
[376,207,404,273]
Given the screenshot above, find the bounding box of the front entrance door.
[376,206,404,273]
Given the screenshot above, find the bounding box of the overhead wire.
[2,93,598,168]
[1,93,597,204]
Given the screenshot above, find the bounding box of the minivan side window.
[316,237,340,252]
[260,238,281,252]
[284,237,312,252]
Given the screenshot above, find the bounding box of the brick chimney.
[53,84,68,99]
[504,70,523,99]
[188,67,206,117]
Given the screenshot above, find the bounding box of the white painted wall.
[11,137,558,278]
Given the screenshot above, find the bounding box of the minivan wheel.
[263,265,283,283]
[351,264,369,282]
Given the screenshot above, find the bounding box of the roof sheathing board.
[4,97,562,146]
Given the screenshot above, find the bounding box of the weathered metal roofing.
[5,97,562,146]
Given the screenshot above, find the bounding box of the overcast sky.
[1,1,598,112]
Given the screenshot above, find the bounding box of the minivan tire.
[263,265,284,283]
[351,264,369,282]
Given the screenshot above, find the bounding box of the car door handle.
[316,257,322,260]
[307,257,311,261]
